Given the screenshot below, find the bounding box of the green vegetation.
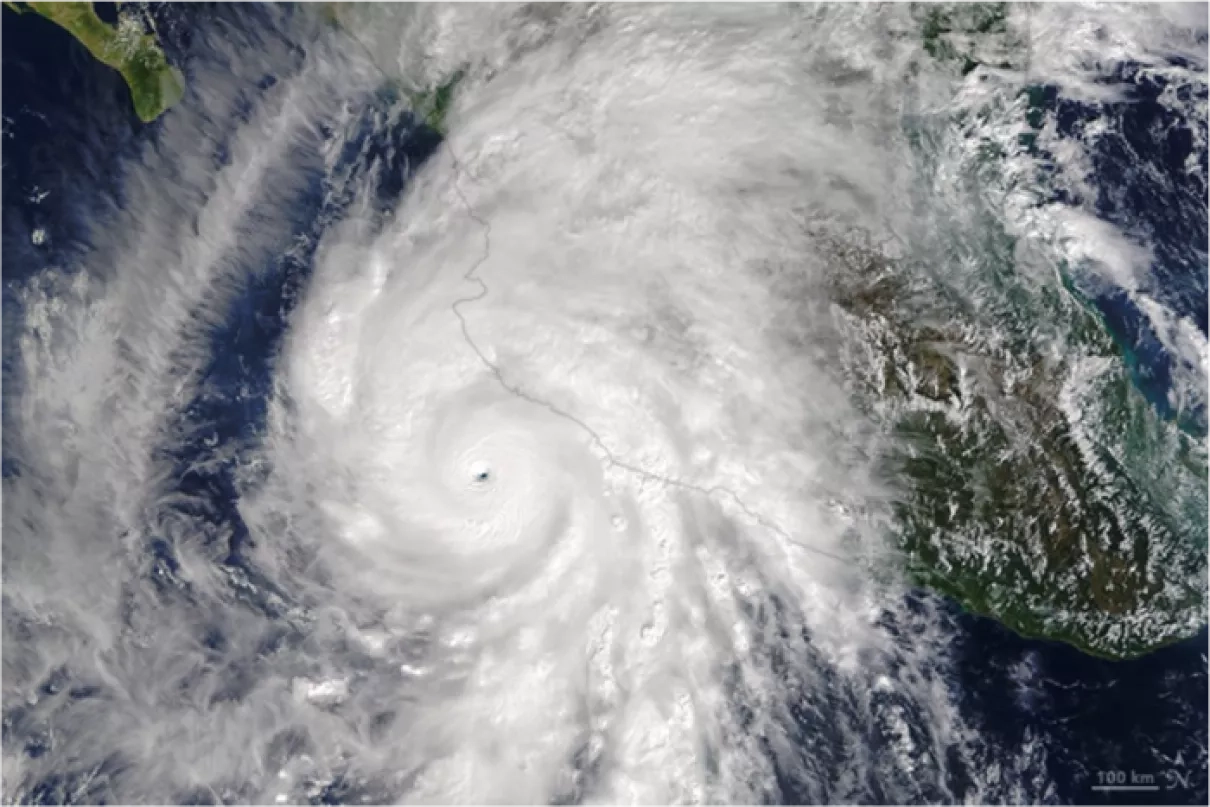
[317,0,462,134]
[823,213,1206,660]
[5,1,183,122]
[892,2,1208,659]
[405,71,465,135]
[915,2,1014,76]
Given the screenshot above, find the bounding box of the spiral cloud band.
[245,9,943,800]
[3,5,1043,804]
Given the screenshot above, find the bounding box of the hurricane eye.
[470,461,492,483]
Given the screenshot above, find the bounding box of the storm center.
[470,460,492,483]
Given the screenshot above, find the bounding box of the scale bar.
[1091,785,1160,792]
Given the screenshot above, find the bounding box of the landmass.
[7,0,1198,660]
[885,2,1207,660]
[823,221,1206,660]
[322,0,1205,660]
[313,3,464,135]
[404,71,464,135]
[916,1,1014,76]
[4,1,183,122]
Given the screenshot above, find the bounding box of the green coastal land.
[849,2,1207,660]
[5,0,1201,662]
[5,1,183,122]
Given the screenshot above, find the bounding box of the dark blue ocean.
[2,4,1206,804]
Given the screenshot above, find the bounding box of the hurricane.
[3,4,1206,805]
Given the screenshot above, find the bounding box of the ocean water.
[2,5,1205,804]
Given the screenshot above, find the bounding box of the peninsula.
[5,2,183,122]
